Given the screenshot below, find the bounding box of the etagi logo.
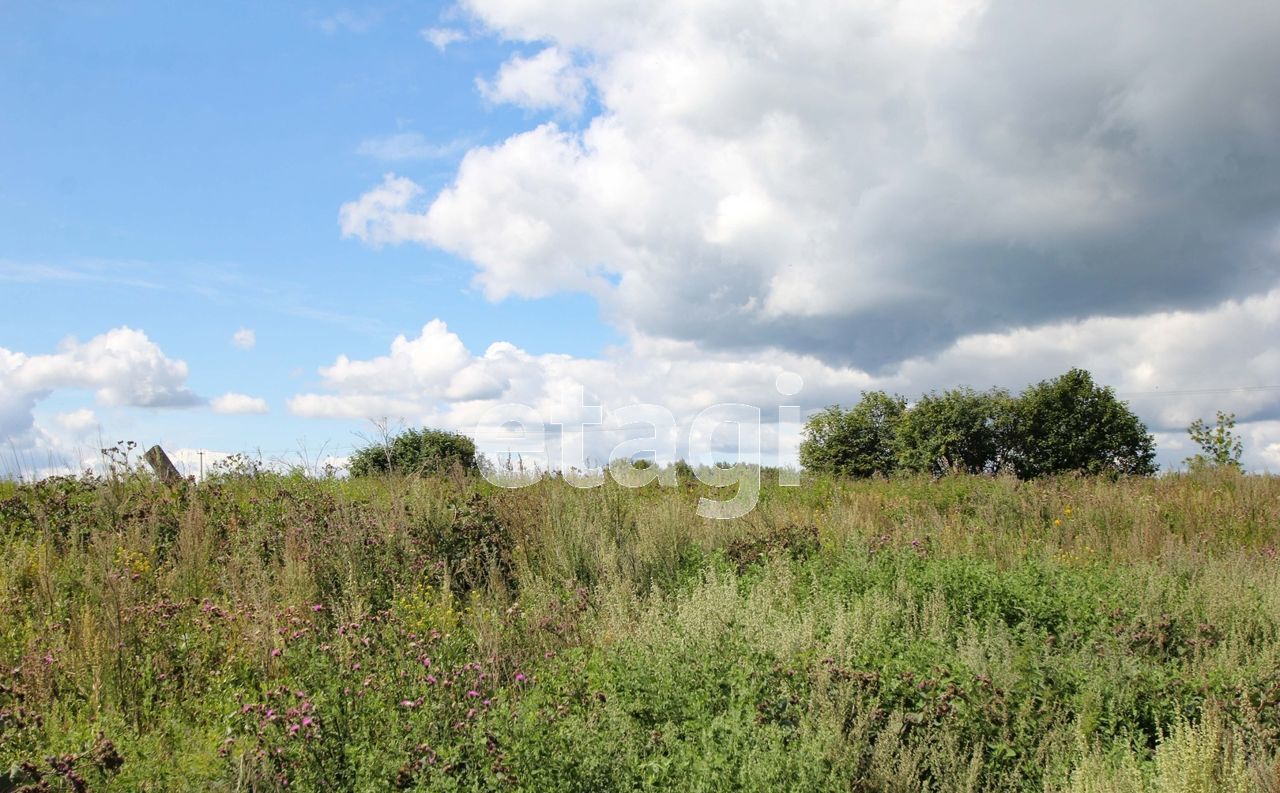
[472,372,805,519]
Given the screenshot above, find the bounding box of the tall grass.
[1,467,1278,790]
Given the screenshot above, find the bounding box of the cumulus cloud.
[421,26,466,51]
[232,328,256,349]
[477,47,587,114]
[342,0,1280,370]
[286,291,1280,470]
[0,328,200,476]
[1,328,198,417]
[211,392,269,415]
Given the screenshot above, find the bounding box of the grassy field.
[2,466,1279,791]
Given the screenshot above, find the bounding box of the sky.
[3,0,1280,477]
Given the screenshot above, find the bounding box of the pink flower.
[42,653,55,666]
[426,675,437,685]
[467,690,480,698]
[271,648,281,658]
[312,604,324,612]
[400,700,417,709]
[288,723,300,736]
[515,673,527,683]
[301,716,313,727]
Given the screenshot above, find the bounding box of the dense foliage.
[798,391,906,477]
[348,428,478,477]
[894,386,1011,476]
[1004,369,1157,479]
[802,369,1158,479]
[2,465,1278,791]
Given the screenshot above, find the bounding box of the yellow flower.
[1063,506,1073,517]
[1053,518,1062,527]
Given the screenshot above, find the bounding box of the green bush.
[1006,369,1157,478]
[348,428,478,477]
[1185,411,1244,470]
[798,391,905,477]
[894,386,1012,476]
[801,370,1157,480]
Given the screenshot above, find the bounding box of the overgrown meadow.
[2,463,1279,791]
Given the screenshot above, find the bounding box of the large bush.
[894,386,1012,476]
[348,428,478,477]
[1005,368,1157,478]
[798,391,905,477]
[802,370,1157,479]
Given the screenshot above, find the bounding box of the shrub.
[799,391,906,477]
[1185,411,1244,471]
[348,428,478,477]
[1005,369,1157,478]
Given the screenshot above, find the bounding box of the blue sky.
[2,1,619,468]
[4,0,1280,475]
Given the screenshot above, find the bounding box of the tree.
[349,428,478,477]
[799,391,906,477]
[1185,411,1243,470]
[895,387,1012,476]
[1005,369,1157,478]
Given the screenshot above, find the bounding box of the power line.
[1117,385,1280,398]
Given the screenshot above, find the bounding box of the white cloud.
[356,132,469,162]
[211,392,269,415]
[232,328,256,349]
[53,408,98,434]
[0,328,199,477]
[421,26,466,51]
[287,287,1280,470]
[1,327,198,413]
[477,47,587,114]
[339,174,430,248]
[345,0,1280,370]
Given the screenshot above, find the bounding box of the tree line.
[346,369,1245,480]
[800,368,1160,479]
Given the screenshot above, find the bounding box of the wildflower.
[1053,519,1062,527]
[467,690,481,698]
[301,716,313,727]
[515,673,527,683]
[312,604,324,612]
[288,723,300,736]
[426,675,437,685]
[271,648,281,657]
[400,700,418,709]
